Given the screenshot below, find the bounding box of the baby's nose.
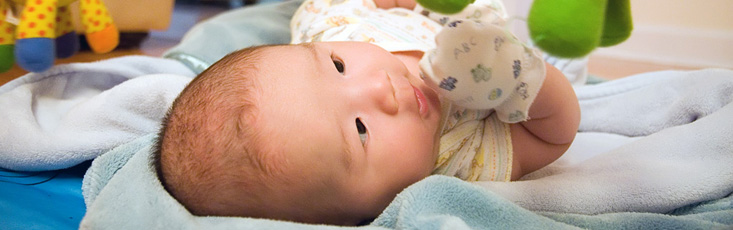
[359,71,398,115]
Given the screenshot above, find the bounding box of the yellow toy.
[0,0,119,73]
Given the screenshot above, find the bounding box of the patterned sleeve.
[290,0,377,44]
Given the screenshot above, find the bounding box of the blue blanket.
[163,0,302,74]
[79,128,733,230]
[376,176,733,230]
[76,69,733,230]
[0,56,194,230]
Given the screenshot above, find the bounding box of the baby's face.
[253,42,443,222]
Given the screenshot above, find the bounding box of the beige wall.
[631,0,733,31]
[504,0,733,36]
[504,0,733,69]
[602,0,733,68]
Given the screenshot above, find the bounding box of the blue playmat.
[0,162,89,230]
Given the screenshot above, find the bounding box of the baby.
[154,0,580,226]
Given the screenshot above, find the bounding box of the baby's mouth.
[412,85,429,117]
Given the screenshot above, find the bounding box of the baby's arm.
[396,51,579,181]
[414,6,580,179]
[388,0,578,180]
[509,63,579,180]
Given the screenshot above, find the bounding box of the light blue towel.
[375,176,733,230]
[163,0,304,74]
[79,133,732,230]
[475,69,733,215]
[80,133,388,230]
[0,56,195,171]
[79,70,733,229]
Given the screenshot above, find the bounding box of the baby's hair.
[153,45,282,217]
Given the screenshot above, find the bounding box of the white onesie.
[290,0,546,182]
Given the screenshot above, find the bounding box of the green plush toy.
[416,0,633,58]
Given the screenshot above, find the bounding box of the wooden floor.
[0,2,703,86]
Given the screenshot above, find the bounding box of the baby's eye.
[355,118,368,146]
[333,58,345,74]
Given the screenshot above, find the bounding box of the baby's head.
[155,42,443,225]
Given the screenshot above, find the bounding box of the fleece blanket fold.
[0,56,195,171]
[78,69,733,229]
[575,69,733,136]
[163,0,303,74]
[1,0,302,171]
[474,69,733,215]
[79,133,384,230]
[375,176,733,230]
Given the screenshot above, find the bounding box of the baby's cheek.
[413,139,440,177]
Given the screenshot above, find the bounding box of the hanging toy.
[0,0,119,73]
[416,0,633,58]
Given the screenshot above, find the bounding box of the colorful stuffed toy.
[0,0,119,73]
[416,0,633,58]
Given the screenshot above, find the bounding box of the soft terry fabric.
[476,70,733,215]
[375,175,733,230]
[79,69,733,229]
[163,0,304,74]
[79,133,388,230]
[0,56,195,171]
[290,0,438,52]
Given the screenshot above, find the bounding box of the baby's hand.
[419,19,545,122]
